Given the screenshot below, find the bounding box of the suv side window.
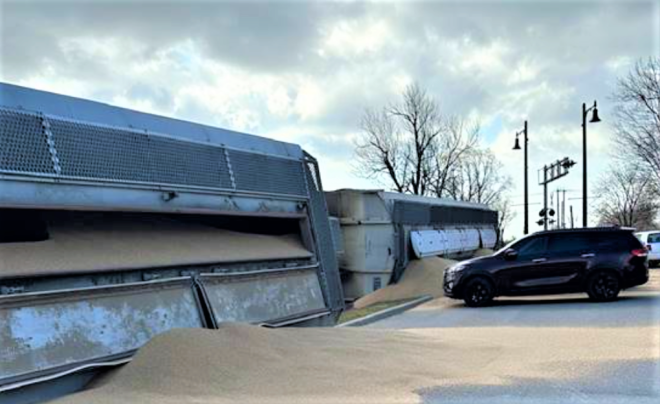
[515,236,547,257]
[593,232,641,251]
[648,233,660,243]
[548,233,592,254]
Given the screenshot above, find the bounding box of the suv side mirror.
[504,249,518,260]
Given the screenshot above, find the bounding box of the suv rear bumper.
[623,264,649,288]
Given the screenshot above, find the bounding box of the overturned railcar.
[0,83,344,402]
[325,189,498,299]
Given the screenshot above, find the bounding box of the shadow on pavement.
[419,358,660,404]
[490,293,658,307]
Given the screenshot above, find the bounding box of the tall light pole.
[513,120,528,234]
[582,100,601,228]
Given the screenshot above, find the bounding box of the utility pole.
[562,190,566,229]
[556,189,560,229]
[570,205,574,228]
[543,166,548,230]
[582,100,601,228]
[582,102,587,228]
[538,158,576,230]
[513,121,529,235]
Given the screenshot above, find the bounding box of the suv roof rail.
[534,226,635,235]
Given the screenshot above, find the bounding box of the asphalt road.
[368,270,660,404]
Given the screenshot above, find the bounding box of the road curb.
[336,295,433,327]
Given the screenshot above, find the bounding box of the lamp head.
[590,107,601,123]
[513,136,521,150]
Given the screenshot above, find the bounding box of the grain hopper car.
[325,189,498,299]
[0,83,344,403]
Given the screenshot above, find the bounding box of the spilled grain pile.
[53,323,495,404]
[0,215,311,277]
[472,248,495,257]
[353,257,456,309]
[52,323,660,404]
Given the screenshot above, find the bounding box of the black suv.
[443,228,649,307]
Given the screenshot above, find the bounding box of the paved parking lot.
[369,270,660,404]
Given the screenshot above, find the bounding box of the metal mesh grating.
[303,156,344,312]
[48,118,233,189]
[228,150,307,196]
[1,107,308,198]
[0,109,55,175]
[430,205,499,226]
[50,119,152,182]
[148,136,232,188]
[328,217,344,255]
[393,202,430,224]
[393,201,498,226]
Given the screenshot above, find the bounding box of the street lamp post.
[513,121,529,235]
[582,100,601,228]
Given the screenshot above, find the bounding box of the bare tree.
[444,148,514,245]
[355,109,408,192]
[493,197,515,247]
[355,83,477,196]
[428,117,480,198]
[389,84,444,195]
[613,58,660,182]
[446,148,512,205]
[594,163,658,229]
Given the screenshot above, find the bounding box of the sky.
[0,0,658,239]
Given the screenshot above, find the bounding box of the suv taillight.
[632,248,648,257]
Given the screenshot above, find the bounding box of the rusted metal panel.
[200,268,326,324]
[0,278,203,388]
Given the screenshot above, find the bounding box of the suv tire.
[463,277,495,307]
[587,271,621,302]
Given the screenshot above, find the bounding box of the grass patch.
[338,298,418,324]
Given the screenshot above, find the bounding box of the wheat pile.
[472,248,495,257]
[353,257,456,309]
[53,322,660,404]
[0,215,311,277]
[52,323,490,404]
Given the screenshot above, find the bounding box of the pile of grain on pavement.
[353,256,456,309]
[53,323,492,404]
[0,215,311,278]
[51,323,660,404]
[473,248,495,257]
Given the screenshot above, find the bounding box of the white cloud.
[1,1,655,239]
[459,38,512,75]
[507,59,542,85]
[605,56,633,73]
[321,18,392,58]
[293,79,326,120]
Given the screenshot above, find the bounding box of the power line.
[511,202,543,207]
[567,196,597,201]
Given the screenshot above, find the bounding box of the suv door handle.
[532,258,547,263]
[581,253,595,258]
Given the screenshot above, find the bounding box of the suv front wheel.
[463,277,495,307]
[587,271,621,302]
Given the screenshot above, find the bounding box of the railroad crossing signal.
[537,158,576,231]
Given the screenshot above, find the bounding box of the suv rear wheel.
[587,271,621,302]
[463,277,495,307]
